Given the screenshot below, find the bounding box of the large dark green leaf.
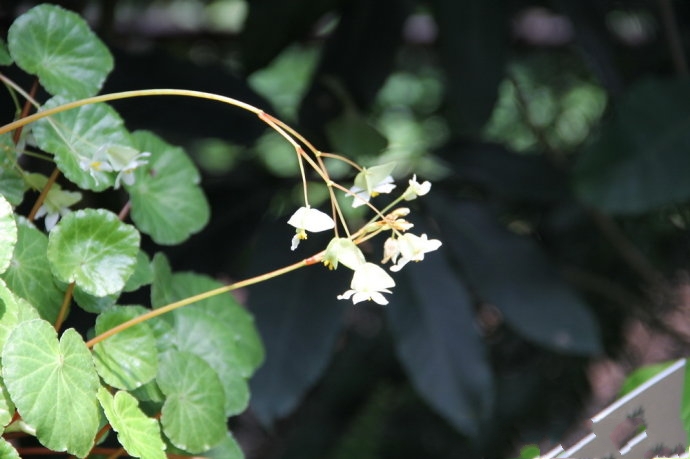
[575,78,690,214]
[430,0,508,135]
[444,141,569,203]
[246,225,347,426]
[299,0,408,133]
[434,198,602,355]
[387,248,493,436]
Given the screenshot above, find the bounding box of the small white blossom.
[114,151,151,189]
[35,188,82,231]
[387,233,442,272]
[350,175,396,208]
[337,262,396,305]
[79,147,113,184]
[287,206,335,251]
[402,175,431,201]
[79,145,151,188]
[323,238,366,270]
[348,163,397,208]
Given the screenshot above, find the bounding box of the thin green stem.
[54,282,75,332]
[12,78,39,144]
[86,257,311,348]
[0,88,264,136]
[318,151,363,171]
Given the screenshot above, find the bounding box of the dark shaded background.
[4,1,690,458]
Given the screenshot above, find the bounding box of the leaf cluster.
[0,5,260,458]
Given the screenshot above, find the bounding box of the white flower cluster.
[79,144,151,189]
[287,166,442,306]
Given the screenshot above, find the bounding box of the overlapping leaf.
[158,350,227,453]
[575,78,690,214]
[2,319,100,457]
[32,96,131,191]
[151,254,263,415]
[1,220,64,322]
[124,250,153,292]
[438,199,602,354]
[97,387,166,459]
[0,194,16,275]
[245,224,346,426]
[203,432,245,459]
[0,380,15,432]
[388,248,493,436]
[0,134,24,206]
[7,4,113,98]
[47,209,140,297]
[0,38,12,66]
[93,307,158,390]
[127,130,210,245]
[0,278,40,353]
[0,438,19,459]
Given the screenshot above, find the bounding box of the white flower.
[337,262,396,305]
[350,175,396,208]
[348,163,397,208]
[114,151,151,189]
[79,145,151,188]
[323,238,366,270]
[35,188,82,231]
[381,237,400,264]
[388,233,442,272]
[287,206,335,250]
[402,175,431,201]
[79,147,113,184]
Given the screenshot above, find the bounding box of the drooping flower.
[337,262,396,305]
[402,175,431,201]
[386,233,442,272]
[35,188,82,231]
[349,163,397,208]
[79,147,113,184]
[323,238,366,270]
[78,144,151,188]
[287,206,336,250]
[114,151,151,189]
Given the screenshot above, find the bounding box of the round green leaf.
[1,220,64,322]
[0,195,16,275]
[32,96,131,191]
[7,4,113,98]
[93,307,158,390]
[127,130,210,245]
[158,350,226,454]
[97,387,166,459]
[2,319,100,457]
[47,209,140,297]
[0,437,20,459]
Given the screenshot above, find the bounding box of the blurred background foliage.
[3,0,690,458]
